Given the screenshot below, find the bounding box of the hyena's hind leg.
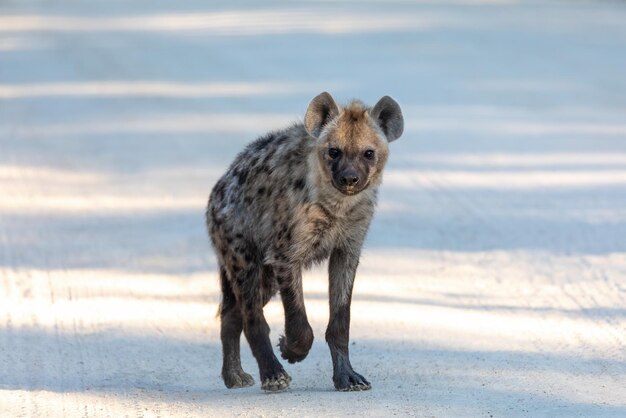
[238,263,291,392]
[219,266,254,388]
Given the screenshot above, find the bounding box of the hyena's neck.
[305,151,377,217]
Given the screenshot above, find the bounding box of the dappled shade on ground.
[1,0,626,416]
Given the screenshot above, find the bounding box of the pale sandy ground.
[1,0,626,417]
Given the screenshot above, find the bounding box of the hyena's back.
[206,123,319,277]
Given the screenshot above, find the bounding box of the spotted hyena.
[206,92,404,392]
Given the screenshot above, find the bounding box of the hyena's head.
[304,92,404,196]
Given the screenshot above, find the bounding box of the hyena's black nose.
[340,174,360,187]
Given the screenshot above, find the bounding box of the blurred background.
[1,0,625,416]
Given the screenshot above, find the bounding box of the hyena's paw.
[334,369,371,392]
[222,368,255,389]
[278,334,313,364]
[261,369,292,392]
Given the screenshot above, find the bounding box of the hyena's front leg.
[326,247,371,391]
[276,266,314,363]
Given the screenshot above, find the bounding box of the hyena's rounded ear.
[370,96,404,142]
[305,92,340,138]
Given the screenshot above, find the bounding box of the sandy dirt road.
[1,0,625,416]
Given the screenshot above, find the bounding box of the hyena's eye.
[364,150,375,160]
[328,148,341,159]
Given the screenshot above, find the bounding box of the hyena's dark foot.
[222,367,255,389]
[278,330,313,364]
[261,367,292,392]
[334,369,371,392]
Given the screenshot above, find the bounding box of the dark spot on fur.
[275,134,289,146]
[251,133,274,152]
[293,178,305,190]
[263,148,276,164]
[294,147,305,158]
[257,187,266,196]
[235,233,243,239]
[244,196,253,205]
[212,182,226,201]
[238,169,249,186]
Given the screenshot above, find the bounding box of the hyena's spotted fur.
[206,92,404,392]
